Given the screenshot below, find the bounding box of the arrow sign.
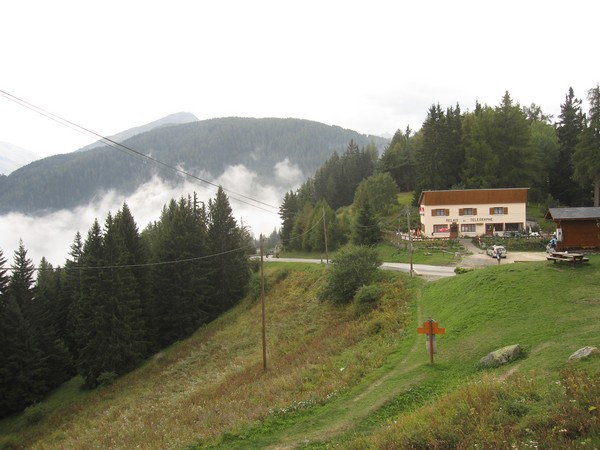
[417,319,445,363]
[417,320,445,335]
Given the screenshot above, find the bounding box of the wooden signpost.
[417,319,445,364]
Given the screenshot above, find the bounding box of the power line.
[4,242,255,272]
[0,89,280,214]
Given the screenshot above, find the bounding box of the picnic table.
[546,251,589,265]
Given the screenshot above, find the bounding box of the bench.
[547,252,589,265]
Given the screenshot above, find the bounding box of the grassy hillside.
[1,257,599,449]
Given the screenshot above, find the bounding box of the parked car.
[486,245,507,258]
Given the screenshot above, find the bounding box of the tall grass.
[2,265,411,449]
[4,257,600,449]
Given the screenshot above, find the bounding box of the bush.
[354,284,384,312]
[248,258,261,273]
[97,371,117,388]
[248,272,267,300]
[23,402,47,424]
[322,245,382,304]
[0,435,19,450]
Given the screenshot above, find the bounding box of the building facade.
[418,188,529,238]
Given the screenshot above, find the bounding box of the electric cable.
[0,89,279,213]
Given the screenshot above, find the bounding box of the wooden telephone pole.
[260,235,267,371]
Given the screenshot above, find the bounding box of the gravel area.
[456,239,548,268]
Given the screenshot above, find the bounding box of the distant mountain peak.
[0,141,41,175]
[78,112,198,152]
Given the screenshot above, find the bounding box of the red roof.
[419,188,528,206]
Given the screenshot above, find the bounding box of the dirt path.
[256,243,547,448]
[262,292,428,449]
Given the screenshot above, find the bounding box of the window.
[490,207,508,215]
[505,223,520,232]
[459,208,477,216]
[433,224,450,233]
[461,224,476,233]
[432,209,450,216]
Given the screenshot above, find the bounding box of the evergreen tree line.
[0,187,251,418]
[278,140,399,253]
[279,87,600,252]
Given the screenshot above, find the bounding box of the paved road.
[264,257,456,278]
[264,240,549,279]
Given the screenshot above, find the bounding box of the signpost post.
[417,319,445,364]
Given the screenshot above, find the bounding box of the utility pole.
[322,206,329,265]
[260,235,267,371]
[406,207,413,278]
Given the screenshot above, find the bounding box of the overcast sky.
[2,0,599,159]
[1,0,599,266]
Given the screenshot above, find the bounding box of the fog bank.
[0,161,303,267]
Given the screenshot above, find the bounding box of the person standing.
[548,235,557,253]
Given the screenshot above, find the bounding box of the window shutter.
[445,209,450,216]
[459,208,464,216]
[473,208,478,215]
[431,209,436,217]
[489,207,494,215]
[504,207,509,214]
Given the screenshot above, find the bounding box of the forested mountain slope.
[76,111,199,153]
[0,117,388,214]
[0,142,40,176]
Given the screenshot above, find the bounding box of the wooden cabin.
[544,207,600,250]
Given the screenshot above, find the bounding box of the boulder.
[568,346,598,361]
[479,344,522,368]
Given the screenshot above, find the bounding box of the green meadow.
[1,256,599,449]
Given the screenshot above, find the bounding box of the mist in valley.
[0,159,304,267]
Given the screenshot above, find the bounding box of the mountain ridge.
[76,111,199,152]
[0,116,389,215]
[0,141,40,176]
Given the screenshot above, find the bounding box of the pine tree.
[33,258,74,390]
[1,243,47,412]
[461,107,499,188]
[9,240,36,317]
[288,202,312,251]
[0,294,39,416]
[75,219,108,388]
[207,187,250,314]
[553,87,587,205]
[351,200,382,246]
[146,196,211,349]
[101,207,147,375]
[415,104,451,192]
[279,190,298,249]
[490,92,538,188]
[63,231,83,359]
[0,249,7,297]
[307,200,338,252]
[377,126,416,191]
[573,85,600,206]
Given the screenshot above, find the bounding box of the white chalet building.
[418,188,529,238]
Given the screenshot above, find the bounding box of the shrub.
[0,435,19,450]
[248,272,267,301]
[354,284,384,314]
[23,402,47,425]
[96,371,117,388]
[321,245,382,304]
[248,258,261,273]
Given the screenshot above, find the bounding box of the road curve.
[263,257,456,279]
